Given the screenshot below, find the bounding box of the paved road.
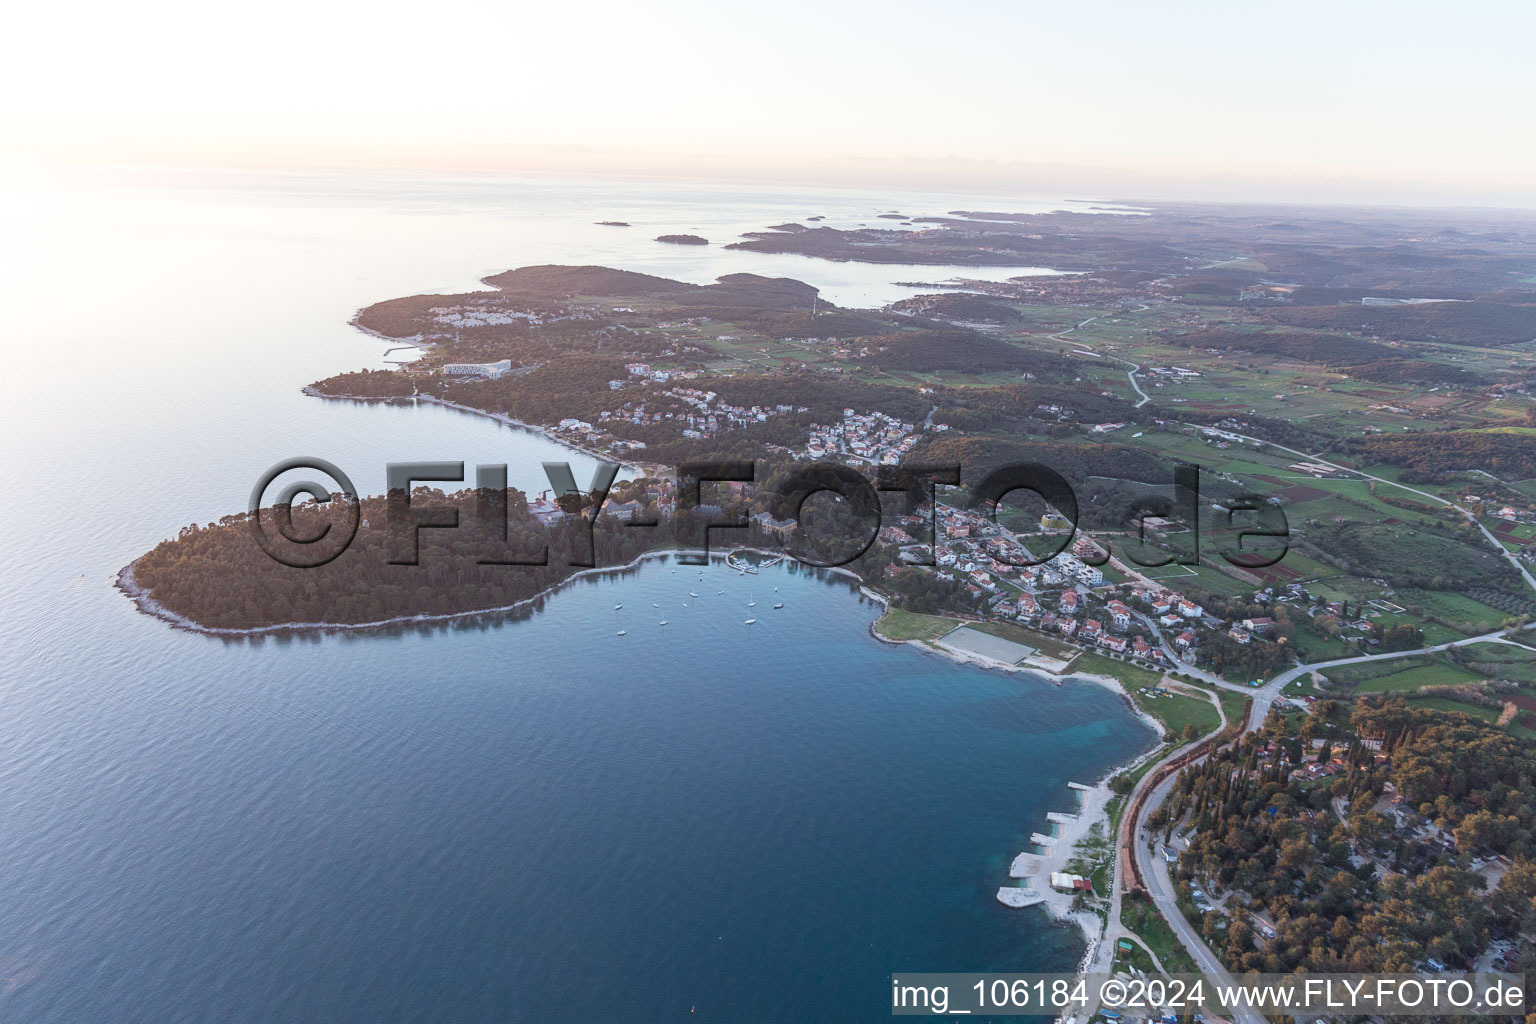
[1136,770,1267,1024]
[1205,427,1536,593]
[1118,618,1536,996]
[1048,311,1152,407]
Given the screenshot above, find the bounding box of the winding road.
[1047,310,1153,407]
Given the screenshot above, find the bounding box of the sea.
[0,166,1156,1022]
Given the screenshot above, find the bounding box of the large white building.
[442,358,514,379]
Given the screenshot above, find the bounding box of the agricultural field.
[1322,654,1485,693]
[1350,662,1484,693]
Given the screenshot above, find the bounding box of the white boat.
[651,603,660,608]
[773,603,784,609]
[689,591,699,598]
[744,618,756,625]
[716,590,724,595]
[659,620,668,626]
[616,629,628,636]
[614,604,622,610]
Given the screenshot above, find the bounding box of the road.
[1203,426,1536,593]
[943,303,1536,997]
[1113,616,1536,997]
[1047,311,1152,407]
[1135,770,1268,1024]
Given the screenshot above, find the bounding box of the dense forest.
[1264,300,1536,348]
[131,490,668,630]
[129,462,923,631]
[1152,697,1536,974]
[1362,429,1536,482]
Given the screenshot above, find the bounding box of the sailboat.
[773,602,784,609]
[689,591,699,598]
[744,618,757,625]
[747,591,756,608]
[614,604,623,610]
[659,620,669,626]
[651,603,660,608]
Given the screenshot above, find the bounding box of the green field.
[1402,588,1518,634]
[1406,695,1501,722]
[874,608,957,642]
[1122,895,1198,974]
[1073,654,1221,737]
[1351,662,1484,693]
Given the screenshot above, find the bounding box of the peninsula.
[121,199,1536,990]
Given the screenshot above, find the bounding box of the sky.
[5,0,1534,207]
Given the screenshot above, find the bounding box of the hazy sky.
[6,0,1534,205]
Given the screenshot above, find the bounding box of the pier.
[995,887,1044,908]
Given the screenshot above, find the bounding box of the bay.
[0,168,1155,1022]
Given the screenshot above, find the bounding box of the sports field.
[938,625,1037,665]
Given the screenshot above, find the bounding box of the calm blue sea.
[0,168,1155,1022]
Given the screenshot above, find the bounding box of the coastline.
[117,545,853,639]
[867,609,1167,950]
[302,387,643,473]
[120,309,1164,976]
[120,530,1158,969]
[117,546,681,638]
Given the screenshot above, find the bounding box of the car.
[1191,888,1204,898]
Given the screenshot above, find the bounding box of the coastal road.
[1135,771,1267,1024]
[1116,619,1536,994]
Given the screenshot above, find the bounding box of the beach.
[868,610,1168,949]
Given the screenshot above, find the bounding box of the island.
[654,233,708,245]
[595,220,631,227]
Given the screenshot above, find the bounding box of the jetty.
[726,551,783,574]
[995,886,1044,908]
[1047,812,1079,825]
[1030,832,1057,847]
[1067,781,1092,792]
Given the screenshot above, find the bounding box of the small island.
[595,220,631,227]
[655,233,708,245]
